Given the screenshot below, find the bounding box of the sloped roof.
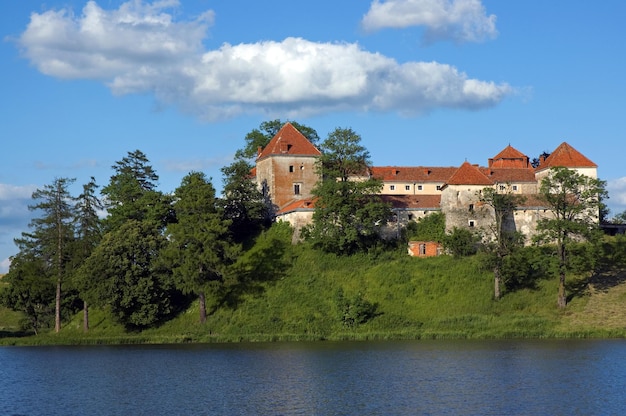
[446,161,494,186]
[482,167,537,183]
[536,142,596,171]
[380,194,441,210]
[489,145,530,168]
[257,122,321,160]
[370,166,457,182]
[276,198,317,215]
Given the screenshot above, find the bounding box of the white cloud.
[17,1,510,120]
[361,0,497,44]
[608,177,626,212]
[0,184,38,273]
[162,155,233,173]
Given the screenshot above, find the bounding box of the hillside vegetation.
[2,235,625,346]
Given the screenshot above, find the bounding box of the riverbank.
[2,247,626,346]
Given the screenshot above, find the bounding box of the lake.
[1,339,625,415]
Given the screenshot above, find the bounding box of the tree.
[534,167,608,308]
[71,177,103,331]
[15,177,76,333]
[443,227,480,257]
[304,127,391,254]
[165,172,239,323]
[408,212,446,243]
[220,158,271,243]
[81,220,173,329]
[1,253,55,334]
[235,119,320,160]
[479,186,525,299]
[101,150,173,231]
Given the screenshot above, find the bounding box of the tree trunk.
[557,242,567,308]
[55,278,61,333]
[198,292,207,324]
[83,300,89,332]
[493,266,502,300]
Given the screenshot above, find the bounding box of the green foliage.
[101,150,174,231]
[81,220,174,329]
[409,212,446,242]
[443,227,480,257]
[334,288,378,328]
[305,127,391,254]
[165,172,239,322]
[535,167,608,307]
[220,158,271,242]
[0,254,55,334]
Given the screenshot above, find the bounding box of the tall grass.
[3,237,626,345]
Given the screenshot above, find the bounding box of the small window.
[419,244,426,255]
[390,185,395,191]
[436,185,441,191]
[469,204,474,212]
[512,185,518,191]
[300,165,304,170]
[405,185,411,191]
[294,184,300,195]
[469,220,475,227]
[408,214,413,221]
[499,185,506,191]
[417,185,423,191]
[289,165,294,172]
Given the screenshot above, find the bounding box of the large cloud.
[361,0,497,44]
[17,0,510,120]
[0,184,38,273]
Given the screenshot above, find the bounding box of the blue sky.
[1,0,625,272]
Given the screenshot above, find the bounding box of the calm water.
[1,339,625,415]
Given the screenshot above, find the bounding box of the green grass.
[2,242,626,346]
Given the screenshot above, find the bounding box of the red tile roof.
[370,166,458,182]
[276,198,317,215]
[536,142,597,171]
[482,167,537,183]
[380,194,441,210]
[489,145,530,168]
[446,161,494,186]
[257,122,321,160]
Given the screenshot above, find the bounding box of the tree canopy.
[534,167,608,308]
[304,127,391,254]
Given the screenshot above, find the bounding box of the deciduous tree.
[304,127,391,254]
[534,167,608,308]
[479,186,525,299]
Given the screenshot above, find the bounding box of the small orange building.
[408,241,442,257]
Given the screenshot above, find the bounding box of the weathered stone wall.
[256,155,319,210]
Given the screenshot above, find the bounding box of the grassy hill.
[2,240,625,345]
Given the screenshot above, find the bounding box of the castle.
[254,122,598,245]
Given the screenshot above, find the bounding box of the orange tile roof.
[489,145,530,168]
[536,142,597,171]
[370,166,458,182]
[257,122,321,160]
[380,194,441,209]
[482,167,537,183]
[276,198,317,215]
[446,161,494,186]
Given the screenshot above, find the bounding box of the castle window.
[289,165,294,172]
[417,185,423,191]
[294,184,301,195]
[405,185,411,191]
[499,185,506,191]
[469,204,474,212]
[469,220,475,227]
[512,185,518,191]
[436,185,442,191]
[300,165,304,170]
[390,185,395,191]
[408,214,414,221]
[419,244,426,256]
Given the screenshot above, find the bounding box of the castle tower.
[255,123,321,212]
